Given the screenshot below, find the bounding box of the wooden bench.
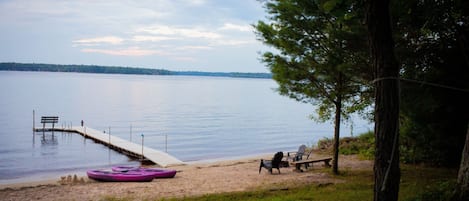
[41,116,59,129]
[291,157,332,171]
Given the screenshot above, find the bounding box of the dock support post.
[42,121,45,135]
[32,110,35,132]
[141,134,144,161]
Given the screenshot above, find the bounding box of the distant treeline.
[0,62,272,79]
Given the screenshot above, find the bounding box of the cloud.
[81,47,162,56]
[184,0,207,6]
[1,0,269,72]
[180,29,221,39]
[176,46,213,51]
[67,5,260,61]
[73,36,124,45]
[211,39,254,46]
[136,25,221,40]
[219,23,252,32]
[132,35,176,42]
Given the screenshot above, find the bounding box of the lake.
[0,71,372,183]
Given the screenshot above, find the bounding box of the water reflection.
[108,148,111,165]
[40,132,58,146]
[32,131,55,146]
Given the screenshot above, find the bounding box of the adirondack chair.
[259,152,284,174]
[288,144,307,161]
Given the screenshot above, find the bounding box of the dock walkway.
[35,126,183,167]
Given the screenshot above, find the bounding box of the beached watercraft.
[86,169,155,182]
[112,166,177,178]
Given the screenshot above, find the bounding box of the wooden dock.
[34,126,184,167]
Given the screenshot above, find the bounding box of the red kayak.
[112,166,177,178]
[87,169,155,182]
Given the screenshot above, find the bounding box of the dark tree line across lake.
[0,62,272,79]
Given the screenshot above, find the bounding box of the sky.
[0,0,272,73]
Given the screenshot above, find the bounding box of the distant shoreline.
[0,62,272,79]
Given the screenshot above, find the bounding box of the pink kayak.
[112,166,177,178]
[87,169,155,182]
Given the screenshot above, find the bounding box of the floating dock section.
[35,126,183,167]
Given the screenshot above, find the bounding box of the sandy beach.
[0,154,372,201]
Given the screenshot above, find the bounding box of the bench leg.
[324,160,331,168]
[295,164,303,172]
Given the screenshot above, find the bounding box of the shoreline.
[0,154,372,201]
[0,170,87,189]
[0,153,273,190]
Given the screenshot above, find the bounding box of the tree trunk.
[333,95,342,175]
[456,25,469,67]
[452,123,469,201]
[366,0,401,201]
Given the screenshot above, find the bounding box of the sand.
[0,154,372,201]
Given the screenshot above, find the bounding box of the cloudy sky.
[0,0,272,72]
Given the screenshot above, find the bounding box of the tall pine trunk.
[366,0,401,201]
[332,72,344,175]
[452,123,469,201]
[452,14,469,201]
[333,96,342,175]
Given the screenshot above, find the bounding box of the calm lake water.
[0,71,372,183]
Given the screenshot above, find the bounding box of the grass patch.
[399,164,457,201]
[160,165,456,201]
[162,170,373,201]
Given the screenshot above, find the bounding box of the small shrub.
[316,131,375,159]
[404,180,456,201]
